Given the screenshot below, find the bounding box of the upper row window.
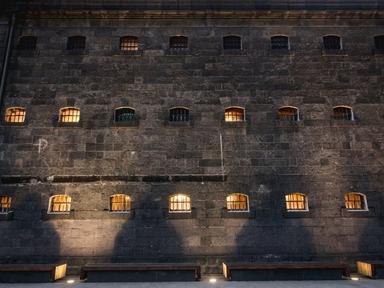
[67,36,86,50]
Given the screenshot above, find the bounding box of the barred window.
[333,106,353,121]
[345,193,367,211]
[225,107,245,122]
[120,36,139,51]
[5,107,26,123]
[323,35,341,50]
[226,193,249,212]
[110,194,131,212]
[59,107,80,123]
[115,107,136,122]
[285,193,308,211]
[170,36,188,50]
[169,194,191,213]
[278,106,299,121]
[374,35,384,50]
[169,107,189,122]
[0,196,11,214]
[223,36,241,50]
[67,36,86,50]
[271,36,289,50]
[18,36,37,50]
[49,195,71,213]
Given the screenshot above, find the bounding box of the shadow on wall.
[112,185,184,263]
[0,184,61,264]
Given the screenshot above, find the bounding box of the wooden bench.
[80,263,201,282]
[357,261,384,279]
[0,263,67,283]
[222,262,350,281]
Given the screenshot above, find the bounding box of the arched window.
[169,36,188,50]
[374,35,384,50]
[169,194,191,213]
[115,107,136,122]
[285,193,308,211]
[323,35,341,50]
[0,196,11,214]
[333,106,354,121]
[59,107,80,123]
[169,107,190,122]
[223,36,241,50]
[345,193,368,211]
[18,36,37,50]
[67,36,86,50]
[278,106,299,121]
[4,107,26,123]
[226,193,249,212]
[48,195,71,213]
[271,36,289,50]
[224,107,245,122]
[120,36,139,51]
[110,194,131,212]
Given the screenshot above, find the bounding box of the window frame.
[114,107,136,123]
[0,196,12,214]
[168,194,192,213]
[323,35,342,50]
[109,194,132,213]
[285,193,309,212]
[4,107,27,124]
[226,193,250,213]
[332,105,354,121]
[223,35,242,50]
[48,195,72,214]
[120,36,139,51]
[344,192,369,212]
[169,35,189,50]
[67,36,86,51]
[277,106,300,121]
[169,106,190,122]
[224,106,246,122]
[59,107,81,123]
[270,35,290,50]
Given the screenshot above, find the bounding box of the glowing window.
[120,36,139,51]
[323,35,341,50]
[110,194,131,212]
[285,193,307,211]
[5,107,26,123]
[374,35,384,50]
[170,36,188,49]
[271,36,289,50]
[226,193,249,212]
[225,107,245,122]
[59,107,80,123]
[169,107,189,122]
[67,36,86,50]
[18,36,37,50]
[49,195,71,213]
[0,196,11,214]
[115,107,135,122]
[333,106,353,121]
[278,106,299,121]
[169,194,191,213]
[223,36,241,50]
[345,193,367,211]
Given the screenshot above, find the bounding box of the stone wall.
[0,10,384,273]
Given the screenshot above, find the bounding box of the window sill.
[112,119,140,127]
[0,122,26,127]
[65,49,88,55]
[107,210,135,220]
[42,210,74,220]
[330,119,358,127]
[167,49,190,55]
[373,49,384,55]
[115,50,143,56]
[269,49,291,56]
[55,122,82,128]
[222,120,247,128]
[0,211,14,221]
[341,207,376,218]
[221,208,254,218]
[283,209,313,218]
[166,121,192,127]
[163,208,196,219]
[322,49,348,56]
[275,120,303,128]
[221,50,245,56]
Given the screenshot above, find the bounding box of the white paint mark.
[34,138,48,154]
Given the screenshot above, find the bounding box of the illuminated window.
[226,193,249,212]
[5,107,26,123]
[278,106,299,121]
[169,107,189,122]
[271,36,289,50]
[224,107,245,122]
[18,36,37,50]
[115,107,136,122]
[110,194,131,212]
[374,35,384,50]
[285,193,308,211]
[170,36,188,50]
[323,35,341,50]
[67,36,86,50]
[59,107,80,123]
[49,195,71,213]
[0,196,11,214]
[223,36,241,50]
[169,194,191,213]
[333,106,353,121]
[345,193,368,211]
[120,36,139,51]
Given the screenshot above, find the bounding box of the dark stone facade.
[0,2,384,274]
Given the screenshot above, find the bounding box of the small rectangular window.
[120,36,139,51]
[18,36,37,50]
[67,36,86,50]
[0,196,11,214]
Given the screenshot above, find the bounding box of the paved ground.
[1,277,384,288]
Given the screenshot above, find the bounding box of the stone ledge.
[163,208,197,219]
[221,208,255,218]
[283,209,314,218]
[341,207,377,218]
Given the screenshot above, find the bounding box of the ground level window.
[110,194,131,212]
[49,195,71,213]
[67,36,86,50]
[278,106,299,121]
[169,194,191,212]
[169,107,189,122]
[5,107,26,123]
[59,107,80,123]
[333,106,353,121]
[0,196,11,214]
[225,107,245,122]
[345,193,367,211]
[226,193,249,212]
[271,36,289,50]
[170,36,188,49]
[120,36,139,51]
[285,193,307,211]
[323,35,341,50]
[115,107,135,122]
[223,36,241,50]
